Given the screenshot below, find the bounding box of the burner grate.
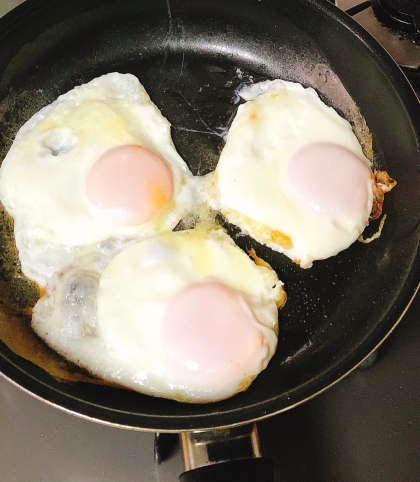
[336,0,420,90]
[372,0,420,43]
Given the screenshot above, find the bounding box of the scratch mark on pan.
[166,0,173,35]
[159,0,173,74]
[282,341,314,364]
[179,51,185,80]
[178,92,222,137]
[173,126,220,135]
[159,50,169,75]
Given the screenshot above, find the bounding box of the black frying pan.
[0,0,419,446]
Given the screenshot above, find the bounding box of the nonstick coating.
[0,0,419,431]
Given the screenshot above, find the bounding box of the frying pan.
[0,0,419,479]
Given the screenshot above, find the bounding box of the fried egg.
[207,79,375,268]
[31,226,285,403]
[0,73,195,286]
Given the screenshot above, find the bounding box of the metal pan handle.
[179,423,274,482]
[179,457,274,481]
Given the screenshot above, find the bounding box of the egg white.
[0,73,196,286]
[207,79,374,268]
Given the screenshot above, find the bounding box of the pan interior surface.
[0,0,419,431]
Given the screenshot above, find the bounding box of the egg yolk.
[285,142,371,221]
[86,145,174,226]
[162,280,266,385]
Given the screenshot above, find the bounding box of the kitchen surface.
[0,1,419,481]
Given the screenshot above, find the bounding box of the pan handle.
[179,423,274,482]
[179,457,273,481]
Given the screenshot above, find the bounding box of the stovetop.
[0,1,419,481]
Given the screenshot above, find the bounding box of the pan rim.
[0,0,420,431]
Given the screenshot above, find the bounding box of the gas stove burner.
[336,0,420,91]
[372,0,420,43]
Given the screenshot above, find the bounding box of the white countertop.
[0,0,24,17]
